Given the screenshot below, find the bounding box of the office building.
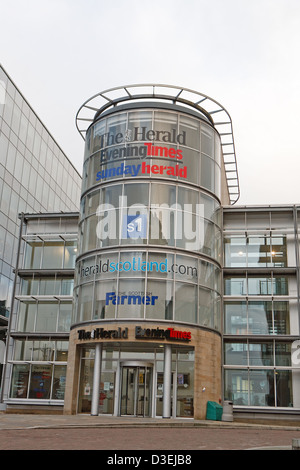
[64,84,238,420]
[0,65,81,397]
[2,84,300,422]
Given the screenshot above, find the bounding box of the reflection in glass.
[52,365,67,400]
[78,283,94,322]
[224,277,247,295]
[224,342,248,366]
[124,183,149,207]
[248,301,271,335]
[117,278,145,319]
[275,370,293,407]
[275,343,291,366]
[201,125,214,156]
[248,342,273,366]
[248,277,272,295]
[36,302,58,332]
[29,364,51,399]
[179,114,200,150]
[225,235,288,268]
[13,339,33,361]
[224,369,248,405]
[224,301,247,334]
[18,301,36,332]
[249,369,274,407]
[201,154,214,192]
[175,282,197,324]
[145,280,173,320]
[10,364,29,398]
[273,302,290,334]
[42,241,64,269]
[224,237,247,267]
[24,242,43,269]
[58,302,72,332]
[94,280,117,320]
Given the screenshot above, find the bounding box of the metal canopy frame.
[76,84,240,204]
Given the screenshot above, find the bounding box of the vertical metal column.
[91,343,102,416]
[163,344,172,418]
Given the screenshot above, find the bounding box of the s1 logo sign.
[122,214,147,239]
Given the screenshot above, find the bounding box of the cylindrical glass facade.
[74,105,223,330]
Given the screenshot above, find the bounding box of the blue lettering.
[109,262,116,272]
[96,163,141,182]
[105,292,158,306]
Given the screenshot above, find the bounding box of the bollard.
[292,439,300,450]
[222,401,233,422]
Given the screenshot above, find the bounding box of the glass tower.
[64,85,239,419]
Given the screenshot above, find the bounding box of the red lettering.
[144,143,152,155]
[167,328,191,341]
[144,143,182,160]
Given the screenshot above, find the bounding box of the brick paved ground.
[0,426,299,450]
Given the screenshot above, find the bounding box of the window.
[10,353,68,401]
[224,301,247,335]
[17,300,72,333]
[224,300,290,335]
[24,242,43,269]
[24,239,77,270]
[42,241,64,269]
[224,368,293,407]
[224,235,288,267]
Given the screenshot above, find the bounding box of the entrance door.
[120,364,152,417]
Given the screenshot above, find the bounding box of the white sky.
[1,0,300,206]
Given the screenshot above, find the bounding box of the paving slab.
[1,414,300,450]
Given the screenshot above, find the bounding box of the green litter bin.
[206,401,223,421]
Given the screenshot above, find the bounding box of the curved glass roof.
[76,84,239,204]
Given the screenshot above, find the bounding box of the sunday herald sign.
[94,126,188,182]
[77,325,192,343]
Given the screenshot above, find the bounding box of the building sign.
[78,327,129,340]
[80,256,198,279]
[96,158,187,182]
[94,126,188,184]
[105,292,158,306]
[135,326,191,342]
[77,325,191,342]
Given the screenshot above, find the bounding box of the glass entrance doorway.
[120,362,153,417]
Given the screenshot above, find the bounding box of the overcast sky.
[1,0,300,206]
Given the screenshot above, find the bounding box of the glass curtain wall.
[223,208,300,410]
[7,215,78,405]
[75,108,223,331]
[0,65,81,324]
